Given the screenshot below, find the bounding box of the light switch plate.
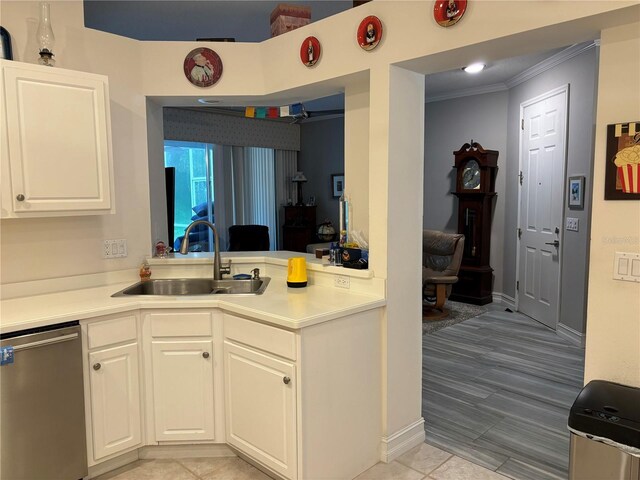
[566,217,579,232]
[613,252,640,283]
[103,239,128,259]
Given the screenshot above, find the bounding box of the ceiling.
[83,2,580,109]
[83,1,354,43]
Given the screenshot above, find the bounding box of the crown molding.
[426,82,508,104]
[505,41,597,88]
[426,41,597,103]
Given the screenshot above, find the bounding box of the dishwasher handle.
[12,333,79,352]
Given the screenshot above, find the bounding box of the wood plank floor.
[422,308,585,480]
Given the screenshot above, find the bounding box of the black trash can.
[568,380,640,480]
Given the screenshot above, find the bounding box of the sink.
[112,277,270,297]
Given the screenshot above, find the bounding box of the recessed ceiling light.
[198,98,220,105]
[463,63,485,74]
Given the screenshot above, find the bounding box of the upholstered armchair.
[422,230,465,319]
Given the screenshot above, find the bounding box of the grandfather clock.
[450,142,498,305]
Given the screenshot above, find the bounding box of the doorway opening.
[421,41,598,479]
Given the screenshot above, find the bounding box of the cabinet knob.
[16,194,25,202]
[283,376,291,385]
[93,363,101,371]
[202,352,210,359]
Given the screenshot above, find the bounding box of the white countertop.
[0,275,385,334]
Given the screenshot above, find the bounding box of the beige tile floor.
[95,444,510,480]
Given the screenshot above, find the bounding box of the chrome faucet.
[179,220,231,280]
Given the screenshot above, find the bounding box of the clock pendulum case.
[450,142,499,305]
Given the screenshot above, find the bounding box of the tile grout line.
[174,460,201,480]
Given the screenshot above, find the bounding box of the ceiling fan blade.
[307,109,344,117]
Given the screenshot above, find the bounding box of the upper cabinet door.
[1,61,114,217]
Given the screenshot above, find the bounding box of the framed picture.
[183,47,223,88]
[0,27,13,60]
[604,121,640,200]
[568,176,585,209]
[332,174,344,198]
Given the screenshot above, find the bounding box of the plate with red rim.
[300,36,321,67]
[183,47,223,87]
[433,0,467,27]
[357,16,383,51]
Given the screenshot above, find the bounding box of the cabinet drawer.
[87,314,137,349]
[224,314,296,361]
[149,311,212,337]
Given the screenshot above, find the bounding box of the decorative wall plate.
[183,47,223,87]
[357,16,382,51]
[433,0,467,27]
[300,36,321,67]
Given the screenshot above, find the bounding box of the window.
[164,141,214,251]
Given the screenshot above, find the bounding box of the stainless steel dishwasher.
[1,321,88,480]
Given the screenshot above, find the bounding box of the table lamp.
[292,172,307,206]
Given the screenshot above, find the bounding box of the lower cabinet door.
[89,343,142,460]
[224,341,297,480]
[151,340,215,441]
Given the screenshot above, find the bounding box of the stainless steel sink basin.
[112,277,270,297]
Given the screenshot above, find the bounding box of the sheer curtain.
[275,150,298,249]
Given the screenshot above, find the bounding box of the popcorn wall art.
[605,122,640,200]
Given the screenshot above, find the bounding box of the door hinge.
[517,280,519,292]
[521,118,524,130]
[519,171,524,185]
[517,228,522,239]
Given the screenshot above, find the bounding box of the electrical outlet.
[566,217,579,232]
[103,239,128,259]
[334,275,350,289]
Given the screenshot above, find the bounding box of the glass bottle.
[339,194,348,246]
[37,2,56,66]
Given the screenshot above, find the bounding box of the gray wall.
[424,91,509,294]
[298,117,345,231]
[423,46,598,334]
[504,46,598,334]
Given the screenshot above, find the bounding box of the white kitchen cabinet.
[88,342,142,461]
[0,60,114,218]
[143,310,223,444]
[151,340,215,441]
[83,314,142,465]
[223,314,298,480]
[224,341,297,480]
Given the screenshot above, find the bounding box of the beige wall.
[1,0,639,451]
[585,21,640,388]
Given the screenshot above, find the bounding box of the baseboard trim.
[380,418,425,463]
[492,292,516,310]
[139,444,235,459]
[87,450,139,479]
[557,322,585,347]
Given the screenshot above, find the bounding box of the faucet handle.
[251,268,260,280]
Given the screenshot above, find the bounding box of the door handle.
[545,240,560,248]
[11,333,78,352]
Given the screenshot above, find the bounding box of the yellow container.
[287,257,307,288]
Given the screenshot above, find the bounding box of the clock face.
[462,159,481,189]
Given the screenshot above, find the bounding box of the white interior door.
[517,86,568,329]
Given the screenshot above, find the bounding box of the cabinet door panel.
[89,343,141,460]
[224,341,297,480]
[152,340,215,441]
[3,63,112,214]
